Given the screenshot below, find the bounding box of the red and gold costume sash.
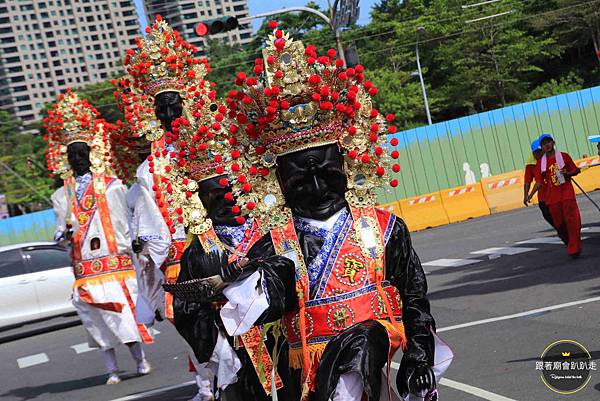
[272,207,407,395]
[162,240,186,321]
[67,173,152,344]
[74,255,134,282]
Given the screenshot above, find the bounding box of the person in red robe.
[524,138,554,228]
[528,134,582,257]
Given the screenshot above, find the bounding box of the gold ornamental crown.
[167,94,237,183]
[43,90,114,178]
[124,16,209,97]
[121,17,210,141]
[44,89,100,146]
[226,30,347,158]
[108,120,145,184]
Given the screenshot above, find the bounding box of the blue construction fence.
[0,209,56,246]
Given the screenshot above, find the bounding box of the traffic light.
[195,16,239,37]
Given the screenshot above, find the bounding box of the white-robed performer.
[44,90,153,385]
[117,17,223,400]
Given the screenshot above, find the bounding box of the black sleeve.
[385,217,435,367]
[173,238,219,363]
[246,232,299,324]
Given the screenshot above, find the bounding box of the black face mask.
[276,144,348,220]
[154,91,183,133]
[198,175,240,227]
[67,142,91,177]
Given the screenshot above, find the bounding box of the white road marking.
[471,247,537,256]
[149,327,161,336]
[582,226,600,232]
[422,258,481,267]
[439,378,518,401]
[110,380,195,401]
[390,363,518,400]
[516,237,563,244]
[516,236,588,244]
[70,342,96,354]
[438,296,600,332]
[17,353,49,368]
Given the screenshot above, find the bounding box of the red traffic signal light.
[196,23,208,37]
[194,17,239,37]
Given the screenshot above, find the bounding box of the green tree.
[205,39,254,99]
[76,79,123,123]
[526,71,585,101]
[0,111,53,213]
[527,0,600,65]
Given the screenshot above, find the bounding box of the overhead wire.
[13,0,600,119]
[36,0,554,96]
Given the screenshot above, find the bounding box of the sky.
[133,0,379,32]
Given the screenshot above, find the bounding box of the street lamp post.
[416,26,433,125]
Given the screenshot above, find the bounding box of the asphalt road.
[1,192,600,401]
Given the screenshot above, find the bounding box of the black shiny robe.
[260,212,435,401]
[173,234,298,401]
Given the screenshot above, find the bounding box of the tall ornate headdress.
[122,16,210,141]
[160,90,248,237]
[43,89,114,179]
[225,22,401,225]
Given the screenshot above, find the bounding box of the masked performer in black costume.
[148,54,298,399]
[218,23,453,401]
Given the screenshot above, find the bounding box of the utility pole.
[416,26,433,125]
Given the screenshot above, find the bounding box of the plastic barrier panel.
[573,156,600,194]
[398,192,449,232]
[440,183,490,223]
[481,170,525,213]
[378,201,403,218]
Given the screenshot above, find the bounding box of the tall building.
[0,0,141,123]
[144,0,253,55]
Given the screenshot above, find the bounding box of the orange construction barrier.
[573,156,600,194]
[398,191,449,231]
[481,170,525,213]
[440,183,490,223]
[378,200,403,218]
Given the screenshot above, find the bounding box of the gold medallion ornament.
[75,263,84,277]
[77,212,89,227]
[108,256,120,270]
[91,260,103,273]
[82,194,95,211]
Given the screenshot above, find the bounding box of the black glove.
[407,363,436,396]
[65,224,73,241]
[132,238,144,254]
